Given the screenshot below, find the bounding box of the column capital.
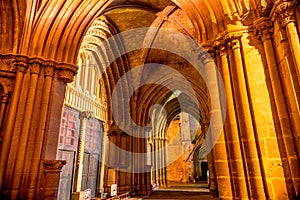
[79,111,94,120]
[43,160,66,172]
[213,40,228,56]
[56,63,78,83]
[254,18,274,41]
[1,93,11,103]
[275,1,296,27]
[225,33,242,49]
[0,54,78,83]
[12,56,30,73]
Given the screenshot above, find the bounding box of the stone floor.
[127,191,218,200]
[126,183,219,200]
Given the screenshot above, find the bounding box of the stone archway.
[0,0,300,199]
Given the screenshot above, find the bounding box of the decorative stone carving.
[57,63,78,83]
[254,18,274,41]
[0,55,14,72]
[226,37,241,49]
[275,1,296,27]
[258,0,273,17]
[1,93,10,104]
[0,54,78,83]
[43,160,66,172]
[79,111,94,120]
[12,55,30,73]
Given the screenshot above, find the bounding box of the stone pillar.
[215,43,249,199]
[154,138,160,186]
[74,111,93,192]
[0,92,10,132]
[276,1,300,82]
[227,36,266,199]
[0,56,28,191]
[0,55,77,199]
[255,18,300,197]
[43,160,66,200]
[163,138,168,187]
[199,51,233,199]
[98,122,110,194]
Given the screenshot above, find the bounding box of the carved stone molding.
[57,63,78,83]
[43,160,66,172]
[0,54,78,83]
[12,55,30,73]
[275,1,296,27]
[258,0,273,16]
[79,111,94,120]
[212,33,242,52]
[212,40,227,56]
[0,55,14,72]
[226,37,241,49]
[254,18,274,41]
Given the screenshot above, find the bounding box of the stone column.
[0,92,10,131]
[10,61,41,198]
[255,18,300,197]
[0,56,28,190]
[154,138,160,186]
[163,138,168,188]
[199,50,233,199]
[0,55,77,199]
[227,36,266,199]
[98,122,110,194]
[75,111,93,192]
[215,43,249,199]
[276,1,300,82]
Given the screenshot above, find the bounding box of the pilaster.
[0,54,78,199]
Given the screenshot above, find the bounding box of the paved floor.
[127,183,219,200]
[141,191,219,199]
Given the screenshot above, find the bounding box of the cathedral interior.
[0,0,300,199]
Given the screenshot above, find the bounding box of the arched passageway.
[0,0,300,199]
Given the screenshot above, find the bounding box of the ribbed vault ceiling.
[1,0,261,132]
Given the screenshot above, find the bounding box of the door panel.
[57,150,75,200]
[82,153,99,197]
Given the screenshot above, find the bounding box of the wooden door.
[57,150,76,200]
[82,153,100,197]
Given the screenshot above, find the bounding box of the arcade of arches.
[0,0,300,199]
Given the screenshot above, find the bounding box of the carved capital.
[43,64,55,77]
[212,40,227,56]
[275,1,296,27]
[79,111,94,120]
[57,63,78,83]
[1,93,11,103]
[43,160,66,172]
[254,18,273,41]
[0,55,14,71]
[226,35,241,50]
[12,56,29,73]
